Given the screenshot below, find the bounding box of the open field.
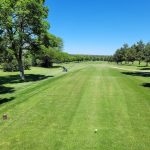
[0,62,150,150]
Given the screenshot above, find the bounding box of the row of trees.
[0,0,65,80]
[113,41,150,66]
[71,54,112,62]
[31,54,112,67]
[0,0,112,80]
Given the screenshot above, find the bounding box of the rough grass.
[0,63,149,150]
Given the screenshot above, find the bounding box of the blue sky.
[46,0,150,55]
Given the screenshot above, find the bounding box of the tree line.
[0,0,66,80]
[0,0,112,80]
[71,54,112,62]
[113,41,150,66]
[1,1,149,81]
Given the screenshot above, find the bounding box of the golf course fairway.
[0,63,149,150]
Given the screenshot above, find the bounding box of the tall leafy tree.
[144,42,150,66]
[39,34,63,67]
[125,47,136,64]
[135,40,145,65]
[0,0,49,80]
[113,44,127,64]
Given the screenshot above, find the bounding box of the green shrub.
[2,60,18,72]
[24,58,32,70]
[36,59,43,66]
[2,59,32,72]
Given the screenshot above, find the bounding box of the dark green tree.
[114,48,125,64]
[144,42,150,66]
[125,47,136,64]
[135,41,145,65]
[38,34,63,67]
[0,0,49,80]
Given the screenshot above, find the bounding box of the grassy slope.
[0,63,149,150]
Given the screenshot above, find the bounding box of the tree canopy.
[0,0,54,80]
[113,41,150,66]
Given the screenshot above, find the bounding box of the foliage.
[34,35,64,67]
[70,54,112,62]
[0,0,50,79]
[113,48,125,64]
[113,40,150,66]
[144,42,150,66]
[2,56,31,72]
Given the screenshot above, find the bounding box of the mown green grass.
[110,61,150,71]
[0,63,149,150]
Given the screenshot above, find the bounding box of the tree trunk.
[14,48,25,80]
[139,60,141,65]
[146,62,149,67]
[18,59,25,80]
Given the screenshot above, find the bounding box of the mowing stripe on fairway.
[0,63,149,150]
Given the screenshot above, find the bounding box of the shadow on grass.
[137,65,148,68]
[0,74,53,105]
[0,74,54,85]
[0,86,15,94]
[142,83,150,88]
[139,68,150,70]
[122,72,150,77]
[122,71,150,89]
[42,65,62,69]
[52,65,62,68]
[0,97,15,105]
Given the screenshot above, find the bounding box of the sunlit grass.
[0,62,149,150]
